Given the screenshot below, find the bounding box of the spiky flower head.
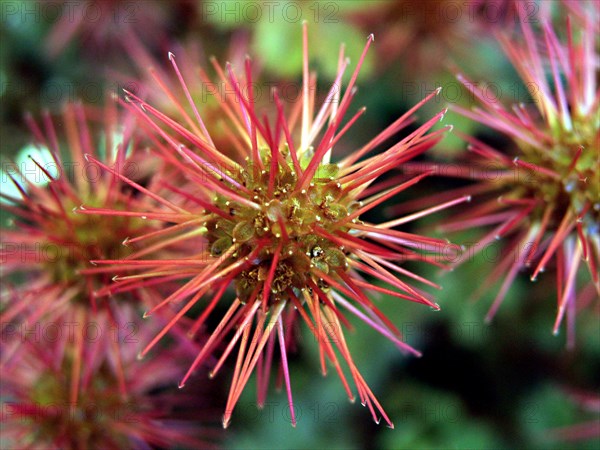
[0,102,159,341]
[0,102,219,447]
[87,25,467,428]
[439,6,599,344]
[1,306,217,449]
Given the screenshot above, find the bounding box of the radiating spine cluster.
[432,6,599,345]
[80,25,468,428]
[0,103,217,447]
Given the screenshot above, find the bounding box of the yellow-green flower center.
[512,108,599,228]
[205,155,359,304]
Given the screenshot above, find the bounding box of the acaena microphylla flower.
[82,25,469,428]
[1,306,219,449]
[118,29,250,159]
[345,0,477,76]
[44,0,173,59]
[412,9,599,345]
[0,101,167,362]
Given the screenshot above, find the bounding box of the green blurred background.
[1,1,598,448]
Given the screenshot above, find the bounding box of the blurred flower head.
[0,101,160,337]
[346,0,477,77]
[119,29,251,159]
[1,306,218,449]
[44,0,176,58]
[441,6,599,345]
